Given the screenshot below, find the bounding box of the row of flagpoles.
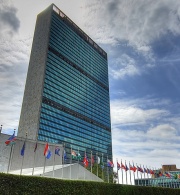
[2,129,180,185]
[0,129,180,185]
[4,130,62,176]
[4,131,114,180]
[116,160,180,185]
[116,160,156,185]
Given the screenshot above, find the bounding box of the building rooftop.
[52,4,107,60]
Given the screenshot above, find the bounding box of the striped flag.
[44,143,51,159]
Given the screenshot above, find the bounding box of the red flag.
[130,164,137,172]
[121,162,126,170]
[83,154,88,167]
[165,172,171,178]
[150,169,154,175]
[159,172,163,177]
[137,166,144,173]
[44,143,48,156]
[5,132,16,145]
[91,155,95,165]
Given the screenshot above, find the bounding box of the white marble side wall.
[18,5,53,140]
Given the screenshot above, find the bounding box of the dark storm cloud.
[0,7,20,31]
[106,0,119,16]
[0,4,20,35]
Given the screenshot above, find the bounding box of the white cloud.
[0,61,27,133]
[0,37,32,66]
[111,97,180,170]
[110,99,169,126]
[112,125,180,170]
[110,54,140,79]
[147,124,177,138]
[0,36,30,133]
[83,0,180,53]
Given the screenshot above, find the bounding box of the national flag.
[107,159,114,167]
[64,150,67,161]
[165,172,171,178]
[137,166,143,173]
[97,156,100,164]
[34,142,37,152]
[150,169,154,175]
[159,171,163,177]
[77,153,82,160]
[144,167,147,173]
[91,155,95,165]
[117,162,120,170]
[44,143,51,159]
[125,164,129,171]
[83,154,88,167]
[130,164,137,172]
[21,142,25,156]
[147,168,151,174]
[100,157,104,169]
[121,162,126,170]
[55,146,60,156]
[5,132,16,145]
[71,150,77,159]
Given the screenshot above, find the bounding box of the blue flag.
[55,147,60,156]
[21,142,25,156]
[64,150,67,161]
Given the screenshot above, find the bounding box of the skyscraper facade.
[18,4,112,161]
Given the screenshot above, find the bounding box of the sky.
[1,0,180,180]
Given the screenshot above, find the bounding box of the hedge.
[0,173,180,195]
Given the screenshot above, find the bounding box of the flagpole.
[52,144,56,178]
[133,161,135,185]
[107,155,109,183]
[70,145,72,180]
[129,161,132,185]
[136,164,139,186]
[125,160,127,184]
[77,147,79,180]
[121,159,123,184]
[96,152,98,177]
[146,166,149,179]
[43,156,47,176]
[143,165,145,179]
[20,132,27,175]
[7,129,15,173]
[78,147,79,164]
[43,140,48,176]
[162,169,164,187]
[140,164,143,186]
[7,143,14,173]
[32,137,38,175]
[117,159,119,184]
[91,151,92,173]
[62,143,64,179]
[102,153,104,181]
[84,149,86,180]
